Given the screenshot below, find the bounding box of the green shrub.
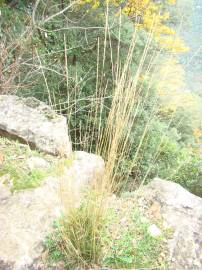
[171,154,202,197]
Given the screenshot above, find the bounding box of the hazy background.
[180,0,202,95]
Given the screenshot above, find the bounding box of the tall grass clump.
[47,14,161,269]
[46,191,105,269]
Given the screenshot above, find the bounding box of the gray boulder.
[60,151,105,208]
[143,178,202,270]
[0,151,104,270]
[0,95,72,156]
[27,156,50,170]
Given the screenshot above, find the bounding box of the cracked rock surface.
[142,178,202,270]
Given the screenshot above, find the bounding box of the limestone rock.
[0,175,11,202]
[143,178,202,270]
[60,151,105,207]
[0,151,104,270]
[0,176,61,270]
[147,224,162,237]
[27,156,49,170]
[0,95,72,156]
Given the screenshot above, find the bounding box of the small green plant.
[102,198,167,269]
[16,168,47,191]
[44,221,65,266]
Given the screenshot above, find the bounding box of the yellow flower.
[167,0,176,5]
[78,0,188,54]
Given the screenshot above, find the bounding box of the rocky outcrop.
[0,95,72,156]
[142,178,202,270]
[61,151,105,208]
[0,151,104,270]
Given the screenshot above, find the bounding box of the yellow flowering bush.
[78,0,188,53]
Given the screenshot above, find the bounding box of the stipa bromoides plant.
[45,189,107,269]
[60,192,105,268]
[46,17,161,270]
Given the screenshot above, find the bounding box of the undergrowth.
[0,137,74,191]
[102,194,168,269]
[0,137,48,191]
[45,192,168,269]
